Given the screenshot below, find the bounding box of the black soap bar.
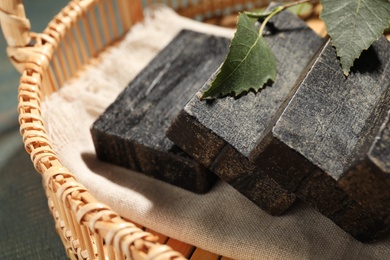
[252,37,390,240]
[91,30,230,193]
[167,9,326,215]
[340,110,390,229]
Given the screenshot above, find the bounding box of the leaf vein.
[328,1,351,14]
[232,43,255,49]
[362,0,385,27]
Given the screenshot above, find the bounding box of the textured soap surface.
[167,9,326,215]
[91,30,230,193]
[252,37,390,240]
[368,112,390,173]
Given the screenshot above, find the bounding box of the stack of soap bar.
[167,9,326,215]
[91,30,230,193]
[251,37,390,240]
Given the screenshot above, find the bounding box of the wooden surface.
[91,30,230,193]
[167,9,326,215]
[252,37,390,241]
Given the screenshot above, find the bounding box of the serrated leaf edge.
[202,14,276,99]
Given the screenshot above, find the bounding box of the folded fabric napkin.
[42,6,390,260]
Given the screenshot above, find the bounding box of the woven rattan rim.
[0,0,273,259]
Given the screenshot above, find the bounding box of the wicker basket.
[1,0,287,259]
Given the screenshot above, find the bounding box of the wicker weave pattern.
[0,0,270,259]
[1,0,184,259]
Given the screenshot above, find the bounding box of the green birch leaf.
[320,0,390,75]
[202,13,276,99]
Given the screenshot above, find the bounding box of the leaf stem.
[259,0,313,35]
[259,6,284,35]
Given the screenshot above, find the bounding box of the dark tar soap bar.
[252,37,390,240]
[340,109,390,230]
[91,30,230,193]
[167,9,326,215]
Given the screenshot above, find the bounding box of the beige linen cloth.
[42,6,390,260]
